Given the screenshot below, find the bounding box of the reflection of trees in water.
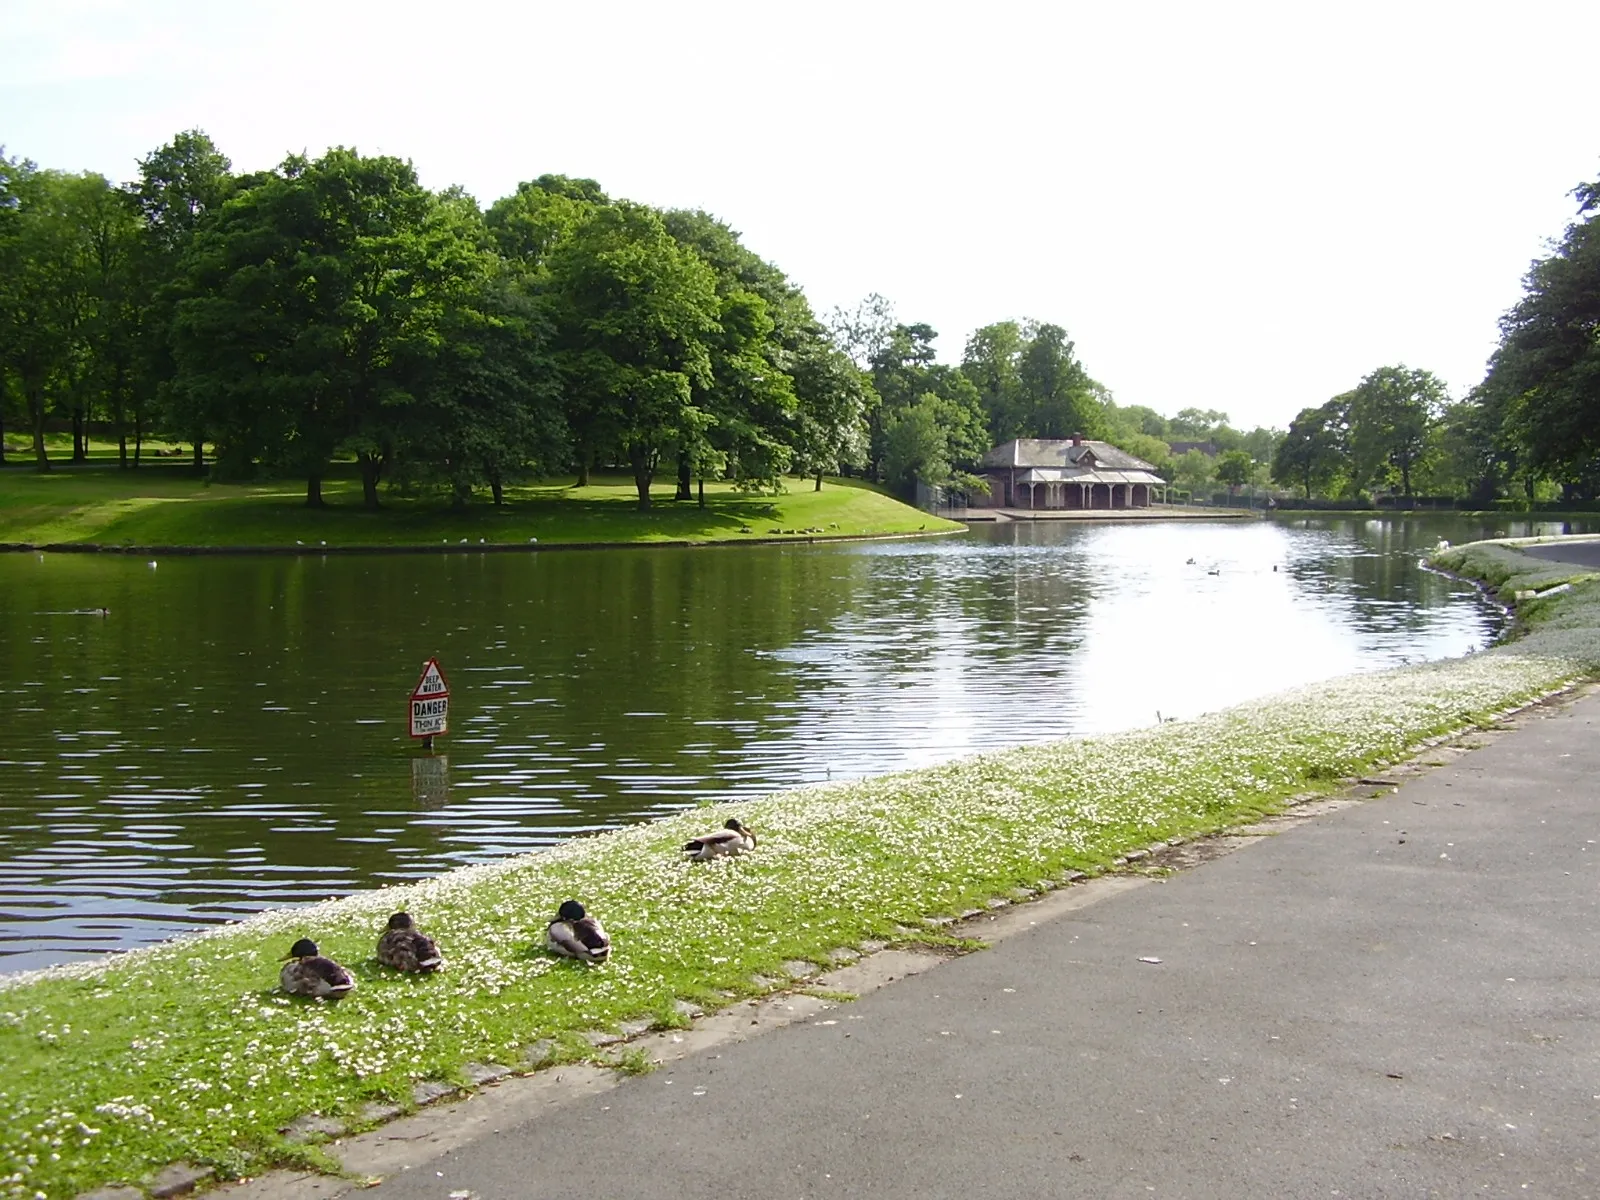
[0,514,1567,962]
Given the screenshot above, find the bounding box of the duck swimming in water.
[280,938,356,997]
[376,911,442,973]
[683,818,757,861]
[546,900,610,963]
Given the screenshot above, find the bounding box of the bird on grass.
[376,911,442,973]
[683,818,757,861]
[546,900,610,963]
[280,938,356,998]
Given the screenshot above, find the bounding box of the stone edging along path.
[196,678,1596,1200]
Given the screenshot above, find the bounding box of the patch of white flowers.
[3,540,1599,1200]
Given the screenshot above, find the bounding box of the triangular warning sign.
[412,658,449,698]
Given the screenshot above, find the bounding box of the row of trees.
[0,128,1319,510]
[1274,169,1600,506]
[0,134,881,509]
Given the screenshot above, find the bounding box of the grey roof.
[980,438,1160,473]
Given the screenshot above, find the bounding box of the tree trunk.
[576,447,590,488]
[490,477,505,507]
[814,470,823,492]
[72,407,87,463]
[358,452,382,509]
[29,383,50,472]
[697,477,705,508]
[1399,461,1412,499]
[306,472,324,508]
[192,441,204,474]
[133,414,143,468]
[630,446,655,511]
[675,451,692,501]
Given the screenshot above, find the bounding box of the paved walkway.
[1526,536,1600,569]
[331,693,1600,1200]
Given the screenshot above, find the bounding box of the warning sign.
[408,658,450,739]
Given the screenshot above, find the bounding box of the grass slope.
[0,467,958,549]
[3,537,1599,1197]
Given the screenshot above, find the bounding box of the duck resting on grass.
[546,900,611,963]
[280,938,356,998]
[683,817,756,861]
[377,911,442,972]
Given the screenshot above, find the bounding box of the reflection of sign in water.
[410,754,451,808]
[408,658,449,739]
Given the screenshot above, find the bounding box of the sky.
[4,0,1597,431]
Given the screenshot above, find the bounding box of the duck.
[546,900,610,963]
[376,911,442,973]
[280,938,356,997]
[683,818,757,861]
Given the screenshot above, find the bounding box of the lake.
[1,513,1590,971]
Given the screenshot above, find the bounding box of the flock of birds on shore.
[278,818,758,997]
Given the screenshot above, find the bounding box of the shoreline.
[5,536,1599,1199]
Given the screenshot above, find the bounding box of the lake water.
[1,513,1590,971]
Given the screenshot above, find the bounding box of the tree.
[1170,448,1214,493]
[961,320,1024,442]
[1481,175,1600,480]
[1214,448,1253,494]
[789,338,869,488]
[0,161,99,470]
[1272,399,1347,499]
[544,201,721,510]
[1169,407,1231,438]
[1016,322,1099,438]
[1345,365,1448,497]
[174,148,485,506]
[132,130,234,471]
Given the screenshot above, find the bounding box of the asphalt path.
[1524,538,1600,569]
[370,694,1600,1200]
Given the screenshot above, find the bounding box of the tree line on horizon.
[0,130,1305,510]
[1273,169,1600,508]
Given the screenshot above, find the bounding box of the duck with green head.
[280,938,356,998]
[546,900,610,963]
[683,818,756,861]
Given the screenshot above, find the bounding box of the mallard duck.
[280,938,356,997]
[376,911,442,973]
[546,900,610,963]
[683,818,756,861]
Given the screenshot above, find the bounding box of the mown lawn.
[0,464,960,548]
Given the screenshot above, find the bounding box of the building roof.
[1018,467,1167,486]
[981,438,1160,473]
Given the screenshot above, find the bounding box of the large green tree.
[132,130,234,471]
[1345,365,1448,498]
[544,201,721,509]
[1272,398,1348,499]
[1481,176,1600,482]
[174,148,490,506]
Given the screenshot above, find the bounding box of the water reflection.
[1,513,1576,971]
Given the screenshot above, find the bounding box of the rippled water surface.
[2,514,1589,970]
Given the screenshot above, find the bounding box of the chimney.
[1071,432,1083,446]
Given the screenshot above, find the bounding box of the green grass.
[4,536,1600,1197]
[0,465,960,548]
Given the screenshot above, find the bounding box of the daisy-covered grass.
[3,539,1598,1199]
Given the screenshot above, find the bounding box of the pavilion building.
[975,436,1168,510]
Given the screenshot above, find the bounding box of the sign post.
[408,658,449,752]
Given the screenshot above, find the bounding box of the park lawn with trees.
[0,466,955,548]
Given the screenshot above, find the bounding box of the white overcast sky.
[4,0,1596,431]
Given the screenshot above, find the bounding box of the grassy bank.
[4,540,1600,1198]
[0,466,959,549]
